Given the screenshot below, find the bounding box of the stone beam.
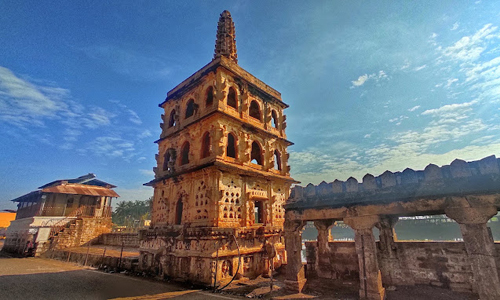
[285,194,500,223]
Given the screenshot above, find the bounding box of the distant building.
[3,173,119,255]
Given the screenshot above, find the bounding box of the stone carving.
[141,10,294,287]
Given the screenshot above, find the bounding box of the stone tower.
[140,10,295,285]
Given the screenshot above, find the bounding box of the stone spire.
[214,10,237,63]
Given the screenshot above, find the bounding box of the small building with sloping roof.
[3,174,119,255]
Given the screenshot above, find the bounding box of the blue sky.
[1,1,500,210]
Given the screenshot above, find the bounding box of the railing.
[40,205,112,218]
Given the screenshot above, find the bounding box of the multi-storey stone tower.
[140,11,295,285]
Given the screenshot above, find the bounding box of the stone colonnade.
[285,203,500,300]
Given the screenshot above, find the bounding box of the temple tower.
[140,11,295,285]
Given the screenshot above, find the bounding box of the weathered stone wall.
[306,241,500,292]
[289,155,500,212]
[96,233,139,248]
[139,226,286,284]
[55,217,112,249]
[305,241,359,282]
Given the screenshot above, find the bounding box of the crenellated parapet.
[287,155,500,210]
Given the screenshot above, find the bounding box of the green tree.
[112,197,152,227]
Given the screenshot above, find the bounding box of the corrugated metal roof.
[38,173,116,189]
[10,190,42,203]
[41,184,119,197]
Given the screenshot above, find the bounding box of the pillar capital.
[344,215,380,230]
[375,215,398,230]
[445,205,497,224]
[313,219,335,231]
[284,219,305,233]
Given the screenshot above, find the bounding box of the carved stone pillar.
[376,216,414,286]
[345,215,385,300]
[284,218,306,293]
[314,219,335,278]
[445,204,500,300]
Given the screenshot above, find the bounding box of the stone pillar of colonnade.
[284,218,306,293]
[376,215,414,287]
[445,202,500,300]
[313,219,335,278]
[344,215,385,300]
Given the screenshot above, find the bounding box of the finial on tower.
[214,10,238,63]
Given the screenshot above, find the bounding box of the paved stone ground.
[0,249,242,300]
[0,240,479,299]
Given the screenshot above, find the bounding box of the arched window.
[201,132,211,158]
[227,133,237,158]
[163,151,171,171]
[249,100,261,121]
[180,142,190,165]
[168,109,176,127]
[271,110,278,128]
[175,198,183,225]
[274,150,282,170]
[185,99,195,118]
[251,141,262,165]
[205,86,214,107]
[227,87,237,109]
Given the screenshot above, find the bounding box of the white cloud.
[400,60,410,70]
[351,70,388,88]
[414,64,427,71]
[128,109,142,125]
[451,22,460,31]
[443,23,497,61]
[421,100,477,117]
[84,107,114,128]
[408,105,420,112]
[81,136,136,161]
[388,115,408,126]
[0,66,68,127]
[352,74,369,87]
[445,78,459,88]
[138,130,152,139]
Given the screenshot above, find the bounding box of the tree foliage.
[112,198,152,227]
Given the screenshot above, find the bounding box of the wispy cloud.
[388,115,408,126]
[451,22,460,31]
[421,100,477,117]
[0,66,150,161]
[414,64,427,71]
[0,66,69,127]
[443,23,497,61]
[80,136,136,161]
[408,105,420,112]
[351,70,388,88]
